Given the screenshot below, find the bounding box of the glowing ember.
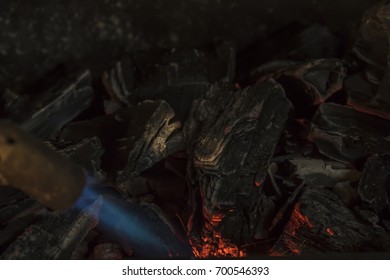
[270,203,313,256]
[255,181,262,187]
[210,213,225,226]
[326,227,335,236]
[191,234,246,258]
[190,223,246,258]
[290,203,313,236]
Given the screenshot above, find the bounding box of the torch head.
[0,120,86,210]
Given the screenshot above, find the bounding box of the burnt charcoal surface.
[0,202,100,259]
[2,0,390,260]
[270,187,390,256]
[255,59,346,106]
[308,103,390,163]
[0,0,376,93]
[346,1,390,120]
[57,137,107,181]
[103,47,235,121]
[185,81,291,256]
[236,24,340,84]
[0,70,94,139]
[358,154,390,215]
[59,100,183,185]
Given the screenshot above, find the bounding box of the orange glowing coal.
[270,203,314,256]
[290,203,313,236]
[191,234,246,258]
[326,227,335,236]
[190,223,246,258]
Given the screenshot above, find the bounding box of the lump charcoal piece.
[184,81,291,255]
[92,243,125,260]
[1,70,94,139]
[346,2,390,120]
[308,103,390,163]
[255,59,346,105]
[236,23,340,84]
[0,89,28,117]
[270,187,390,256]
[0,188,28,207]
[126,176,149,197]
[0,199,101,260]
[288,158,361,187]
[358,154,390,214]
[333,182,360,208]
[59,101,183,184]
[57,137,107,181]
[0,188,41,224]
[0,215,37,251]
[112,101,183,184]
[0,197,38,224]
[103,47,235,122]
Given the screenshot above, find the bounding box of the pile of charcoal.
[1,1,390,259]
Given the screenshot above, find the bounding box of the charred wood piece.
[270,187,390,256]
[59,101,183,185]
[236,23,339,84]
[308,103,390,163]
[91,243,125,260]
[255,59,346,105]
[0,200,101,259]
[103,47,235,122]
[1,70,94,139]
[358,154,390,215]
[57,137,107,181]
[185,81,291,256]
[346,1,390,120]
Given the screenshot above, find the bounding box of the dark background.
[0,0,380,93]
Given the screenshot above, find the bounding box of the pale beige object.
[0,120,86,210]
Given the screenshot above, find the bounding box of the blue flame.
[74,175,191,258]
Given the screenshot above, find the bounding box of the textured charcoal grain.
[270,187,390,256]
[58,137,107,181]
[0,200,100,259]
[255,59,346,105]
[346,1,390,120]
[59,100,183,184]
[185,81,291,250]
[308,103,390,163]
[1,70,93,139]
[358,154,390,214]
[104,47,235,122]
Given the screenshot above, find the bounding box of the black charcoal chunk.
[0,201,100,259]
[184,81,291,256]
[1,70,93,139]
[346,1,390,120]
[126,177,149,197]
[308,103,390,163]
[0,198,38,224]
[333,182,360,208]
[0,215,37,251]
[358,154,390,214]
[237,23,340,84]
[255,59,346,105]
[57,137,107,181]
[270,187,390,256]
[103,47,235,122]
[59,100,183,184]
